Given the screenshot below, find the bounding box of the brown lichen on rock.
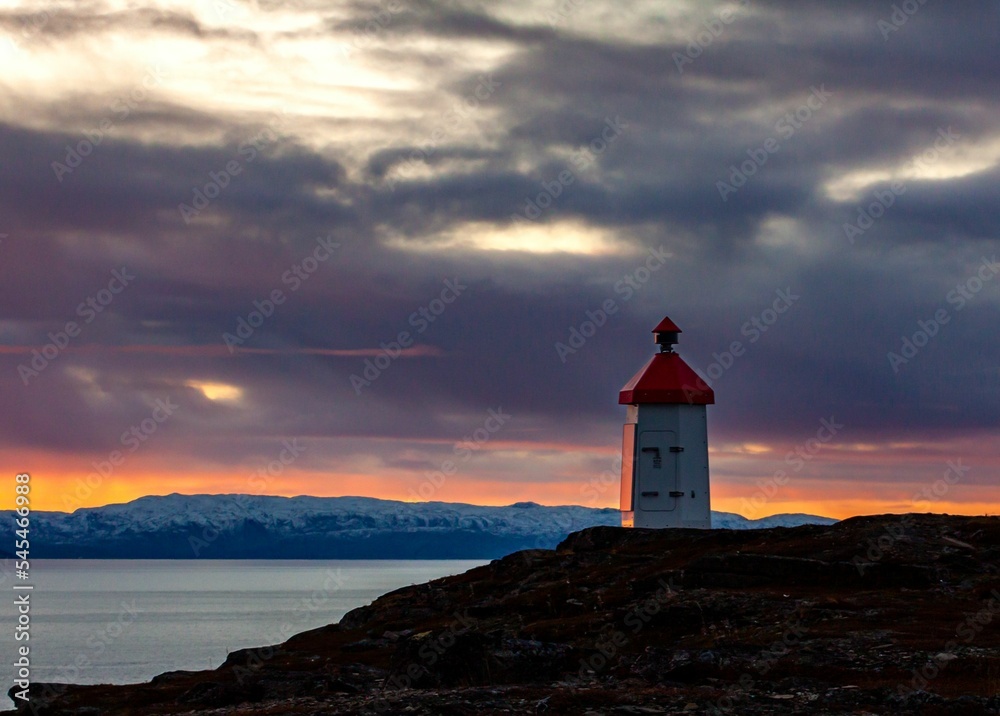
[7,514,1000,715]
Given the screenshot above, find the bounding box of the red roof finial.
[652,316,682,333]
[618,314,715,405]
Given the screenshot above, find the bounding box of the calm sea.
[3,559,485,706]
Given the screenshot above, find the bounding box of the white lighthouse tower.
[619,316,714,529]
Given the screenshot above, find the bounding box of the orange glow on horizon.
[5,432,998,520]
[7,464,999,521]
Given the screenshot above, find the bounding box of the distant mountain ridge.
[5,494,837,559]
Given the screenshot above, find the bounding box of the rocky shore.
[7,513,1000,715]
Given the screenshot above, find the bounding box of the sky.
[1,0,998,518]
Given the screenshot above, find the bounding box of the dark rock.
[6,514,1000,715]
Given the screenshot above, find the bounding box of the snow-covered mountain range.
[7,494,837,559]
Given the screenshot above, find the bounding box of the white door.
[637,430,678,512]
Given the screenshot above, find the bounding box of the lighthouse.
[619,316,714,529]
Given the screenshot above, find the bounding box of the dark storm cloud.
[2,0,998,478]
[0,119,349,254]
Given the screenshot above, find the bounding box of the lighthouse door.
[637,430,678,512]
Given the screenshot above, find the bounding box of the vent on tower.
[652,316,682,353]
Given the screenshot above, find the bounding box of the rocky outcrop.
[7,514,1000,715]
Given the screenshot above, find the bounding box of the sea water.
[2,559,485,706]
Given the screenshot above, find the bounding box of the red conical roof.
[618,352,714,405]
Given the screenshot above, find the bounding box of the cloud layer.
[2,0,998,516]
